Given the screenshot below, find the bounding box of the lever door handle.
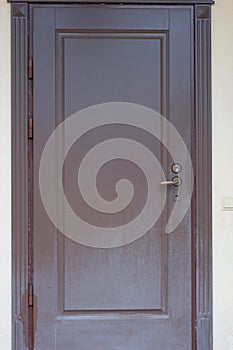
[160,176,182,187]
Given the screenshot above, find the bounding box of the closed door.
[32,5,194,349]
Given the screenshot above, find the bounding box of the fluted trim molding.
[195,4,213,350]
[11,3,29,350]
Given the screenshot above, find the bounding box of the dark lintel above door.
[8,0,215,4]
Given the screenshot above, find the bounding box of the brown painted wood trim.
[11,3,213,349]
[195,4,213,350]
[9,0,215,4]
[11,3,29,350]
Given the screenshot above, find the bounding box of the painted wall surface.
[0,0,232,349]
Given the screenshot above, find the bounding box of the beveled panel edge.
[55,311,170,320]
[195,4,213,350]
[11,3,29,350]
[57,30,169,314]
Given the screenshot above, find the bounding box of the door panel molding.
[11,3,213,349]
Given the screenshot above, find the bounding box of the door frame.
[10,1,213,349]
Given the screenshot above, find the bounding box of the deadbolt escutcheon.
[172,163,182,174]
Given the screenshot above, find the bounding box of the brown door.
[32,5,194,349]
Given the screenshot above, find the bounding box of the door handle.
[160,176,182,187]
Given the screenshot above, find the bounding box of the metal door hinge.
[28,58,33,80]
[28,284,33,307]
[28,118,33,139]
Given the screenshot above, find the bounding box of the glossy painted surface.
[32,6,193,349]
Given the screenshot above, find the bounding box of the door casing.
[10,1,213,349]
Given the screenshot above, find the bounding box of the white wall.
[212,1,233,349]
[0,0,232,349]
[0,0,11,349]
